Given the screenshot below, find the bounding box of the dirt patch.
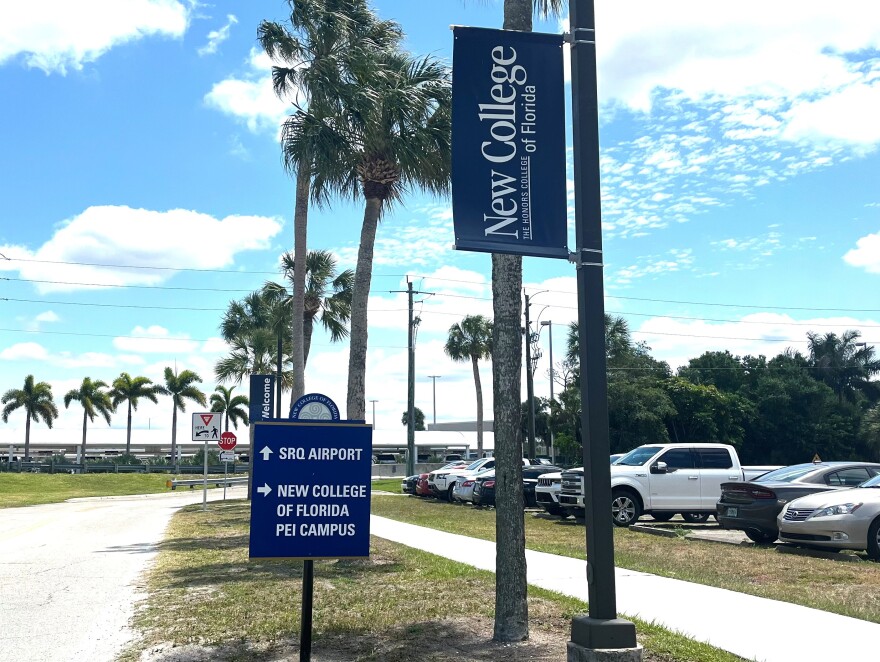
[138,615,670,662]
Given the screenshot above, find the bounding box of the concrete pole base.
[567,642,643,662]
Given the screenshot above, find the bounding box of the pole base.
[568,616,639,657]
[567,641,643,662]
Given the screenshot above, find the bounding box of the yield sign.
[192,412,220,441]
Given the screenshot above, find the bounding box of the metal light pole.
[540,320,555,464]
[369,399,378,428]
[523,292,537,459]
[428,375,442,426]
[568,0,638,653]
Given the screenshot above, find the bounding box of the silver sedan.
[777,473,880,559]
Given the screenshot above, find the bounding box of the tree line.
[539,318,880,466]
[1,369,249,470]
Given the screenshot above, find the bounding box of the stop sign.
[218,431,237,451]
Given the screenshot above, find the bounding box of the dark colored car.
[473,465,562,508]
[401,474,421,495]
[716,461,880,543]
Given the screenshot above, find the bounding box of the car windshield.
[754,464,818,483]
[859,474,880,488]
[466,459,486,471]
[615,446,663,466]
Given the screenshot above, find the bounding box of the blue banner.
[249,374,275,424]
[452,27,568,259]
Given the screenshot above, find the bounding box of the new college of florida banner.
[451,26,568,259]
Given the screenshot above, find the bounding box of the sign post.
[192,412,221,511]
[249,394,369,662]
[217,432,237,501]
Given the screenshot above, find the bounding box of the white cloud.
[0,205,282,293]
[34,311,60,323]
[198,14,237,56]
[843,232,880,274]
[205,48,300,133]
[0,342,50,361]
[561,2,880,150]
[0,0,189,74]
[113,325,200,354]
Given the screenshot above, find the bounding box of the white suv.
[535,471,565,516]
[429,458,495,500]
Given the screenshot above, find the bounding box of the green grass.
[370,478,402,493]
[0,473,227,508]
[372,495,880,624]
[123,501,743,662]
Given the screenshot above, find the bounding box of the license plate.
[726,507,738,517]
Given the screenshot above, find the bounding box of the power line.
[3,277,255,293]
[1,256,279,275]
[3,298,225,311]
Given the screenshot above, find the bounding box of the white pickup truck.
[557,443,779,526]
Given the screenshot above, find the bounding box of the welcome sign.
[451,27,568,259]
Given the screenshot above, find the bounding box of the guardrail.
[168,477,249,490]
[0,462,250,474]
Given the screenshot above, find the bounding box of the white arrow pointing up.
[257,483,272,497]
[260,446,273,461]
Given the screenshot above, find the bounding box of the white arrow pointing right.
[260,446,273,461]
[257,483,272,497]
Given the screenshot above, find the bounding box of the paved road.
[0,487,246,662]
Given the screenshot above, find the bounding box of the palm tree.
[64,377,113,462]
[807,330,880,404]
[109,373,161,456]
[488,0,564,644]
[1,375,59,461]
[218,289,292,414]
[312,50,452,420]
[259,0,403,402]
[158,368,207,473]
[210,385,249,432]
[267,249,353,365]
[444,315,493,457]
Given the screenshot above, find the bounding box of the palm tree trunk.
[303,315,315,367]
[126,402,133,456]
[291,164,309,402]
[491,0,532,640]
[276,331,283,417]
[472,354,484,457]
[225,412,229,432]
[24,415,31,462]
[171,405,178,473]
[81,409,89,464]
[492,252,528,642]
[346,196,382,421]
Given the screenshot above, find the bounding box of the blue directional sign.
[249,421,372,559]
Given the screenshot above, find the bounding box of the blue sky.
[1,1,879,446]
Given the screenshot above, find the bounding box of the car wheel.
[651,513,674,522]
[682,513,710,524]
[868,518,880,561]
[745,530,778,545]
[447,485,456,502]
[611,489,642,527]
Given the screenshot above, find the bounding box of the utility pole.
[540,320,554,464]
[428,375,442,426]
[568,0,639,654]
[524,292,537,460]
[369,399,378,428]
[390,279,431,476]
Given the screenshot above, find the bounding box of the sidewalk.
[371,515,878,662]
